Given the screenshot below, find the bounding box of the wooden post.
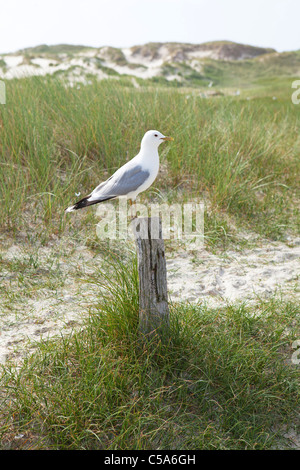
[131,217,169,336]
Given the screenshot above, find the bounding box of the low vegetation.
[0,74,299,243]
[1,256,299,449]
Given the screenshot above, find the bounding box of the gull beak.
[161,136,174,141]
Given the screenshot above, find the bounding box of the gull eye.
[154,134,158,137]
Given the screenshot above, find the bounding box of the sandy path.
[168,240,300,306]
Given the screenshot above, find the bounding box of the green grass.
[0,58,299,451]
[17,44,95,56]
[0,254,299,450]
[196,52,300,88]
[0,75,299,244]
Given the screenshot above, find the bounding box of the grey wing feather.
[111,165,150,196]
[90,165,150,201]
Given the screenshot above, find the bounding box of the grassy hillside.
[16,44,94,56]
[194,52,300,88]
[1,41,299,90]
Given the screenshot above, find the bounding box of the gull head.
[141,130,173,150]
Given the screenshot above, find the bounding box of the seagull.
[65,130,173,212]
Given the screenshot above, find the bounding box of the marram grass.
[0,75,299,242]
[1,254,299,450]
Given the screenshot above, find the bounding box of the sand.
[0,233,299,365]
[167,239,299,306]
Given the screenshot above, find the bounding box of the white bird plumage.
[65,130,173,213]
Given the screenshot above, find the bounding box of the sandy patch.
[167,239,300,306]
[0,233,299,364]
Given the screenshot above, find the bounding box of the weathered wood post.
[131,217,169,337]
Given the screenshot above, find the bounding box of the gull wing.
[65,162,150,212]
[89,164,150,201]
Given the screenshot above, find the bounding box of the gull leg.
[129,199,137,220]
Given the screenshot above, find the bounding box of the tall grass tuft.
[0,75,299,240]
[1,254,299,450]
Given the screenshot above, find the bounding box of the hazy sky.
[1,0,299,54]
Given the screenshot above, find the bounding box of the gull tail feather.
[65,195,115,213]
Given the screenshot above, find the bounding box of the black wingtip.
[65,195,115,212]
